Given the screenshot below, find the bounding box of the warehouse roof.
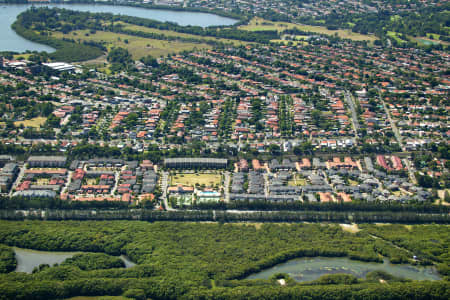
[28,156,67,162]
[164,157,227,164]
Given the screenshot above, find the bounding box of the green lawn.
[288,174,307,186]
[171,173,222,187]
[13,53,32,60]
[413,37,447,46]
[170,194,193,207]
[118,21,249,46]
[387,31,449,47]
[348,179,359,186]
[240,17,378,42]
[387,31,407,44]
[53,30,212,59]
[14,117,47,128]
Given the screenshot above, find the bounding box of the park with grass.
[170,172,222,188]
[168,172,224,207]
[12,7,263,64]
[239,17,379,43]
[118,22,250,47]
[53,30,212,60]
[13,117,47,129]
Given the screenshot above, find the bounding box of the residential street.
[345,90,360,138]
[161,171,173,210]
[378,88,417,184]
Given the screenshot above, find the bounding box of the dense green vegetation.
[0,195,130,210]
[0,244,16,273]
[12,10,104,62]
[0,206,449,224]
[107,47,133,72]
[0,221,448,299]
[272,1,450,49]
[61,253,125,271]
[194,200,450,214]
[360,224,450,279]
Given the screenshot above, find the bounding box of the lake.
[246,257,441,282]
[0,4,238,53]
[14,247,136,273]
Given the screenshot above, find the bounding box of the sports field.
[171,173,222,187]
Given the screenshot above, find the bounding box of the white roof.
[43,62,75,71]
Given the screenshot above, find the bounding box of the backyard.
[288,173,307,186]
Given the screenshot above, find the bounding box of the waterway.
[0,4,238,53]
[14,247,135,273]
[246,257,441,282]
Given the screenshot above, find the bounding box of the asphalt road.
[161,171,173,210]
[9,164,24,196]
[378,88,416,184]
[345,90,360,138]
[224,171,230,203]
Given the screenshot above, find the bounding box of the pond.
[14,247,135,273]
[246,257,441,282]
[416,39,440,46]
[0,4,238,53]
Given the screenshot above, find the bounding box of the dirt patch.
[77,54,107,66]
[232,222,263,229]
[340,223,360,233]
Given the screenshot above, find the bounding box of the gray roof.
[88,158,124,164]
[28,156,67,162]
[364,157,374,171]
[270,185,301,195]
[13,190,56,198]
[2,163,18,174]
[304,193,317,202]
[230,193,298,202]
[69,160,80,170]
[30,184,60,191]
[0,176,10,184]
[335,185,360,193]
[86,170,115,176]
[128,161,138,169]
[0,155,13,161]
[164,157,227,165]
[68,180,82,192]
[301,184,333,192]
